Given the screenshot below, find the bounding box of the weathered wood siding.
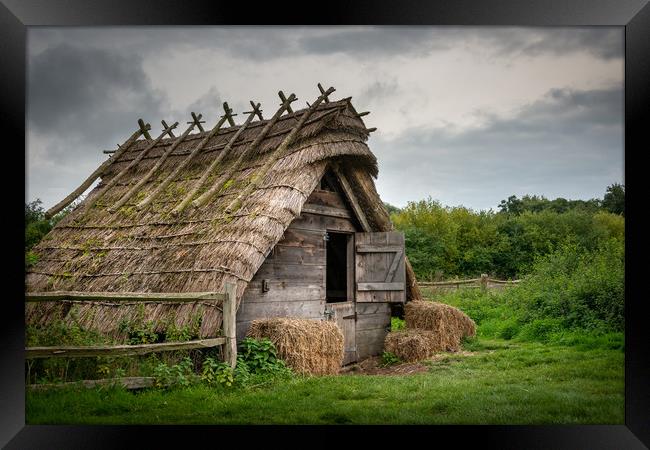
[237,183,394,362]
[355,302,391,360]
[237,186,357,341]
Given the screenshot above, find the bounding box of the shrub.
[201,357,235,387]
[391,317,406,331]
[381,351,401,366]
[238,337,291,375]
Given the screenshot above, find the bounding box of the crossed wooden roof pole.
[44,84,375,220]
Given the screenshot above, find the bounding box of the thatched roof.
[26,87,419,340]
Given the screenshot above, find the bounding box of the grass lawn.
[26,338,623,425]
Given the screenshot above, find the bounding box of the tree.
[602,183,624,216]
[25,200,53,251]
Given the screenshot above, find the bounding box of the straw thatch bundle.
[246,318,344,375]
[404,301,476,351]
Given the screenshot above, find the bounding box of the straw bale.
[246,318,344,375]
[384,329,440,362]
[404,301,476,351]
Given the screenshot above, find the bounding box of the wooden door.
[326,302,357,365]
[355,231,406,303]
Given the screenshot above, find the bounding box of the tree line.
[388,184,624,280]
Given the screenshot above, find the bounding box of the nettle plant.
[238,337,287,373]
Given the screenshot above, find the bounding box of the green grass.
[26,338,623,425]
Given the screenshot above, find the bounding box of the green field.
[26,337,623,425]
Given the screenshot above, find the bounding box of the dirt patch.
[340,351,478,376]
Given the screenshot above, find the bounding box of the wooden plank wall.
[237,181,393,362]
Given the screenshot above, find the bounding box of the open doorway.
[326,231,352,303]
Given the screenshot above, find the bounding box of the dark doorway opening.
[326,232,350,303]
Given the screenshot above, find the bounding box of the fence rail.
[25,283,237,366]
[418,274,520,292]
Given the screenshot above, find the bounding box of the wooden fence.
[25,283,237,390]
[418,274,520,293]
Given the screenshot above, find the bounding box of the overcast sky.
[26,26,624,212]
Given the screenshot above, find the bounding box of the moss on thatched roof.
[26,91,403,338]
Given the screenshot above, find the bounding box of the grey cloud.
[28,43,168,150]
[372,86,623,210]
[357,80,400,106]
[498,28,622,60]
[298,27,442,57]
[30,26,622,66]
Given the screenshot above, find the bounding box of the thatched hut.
[25,85,421,365]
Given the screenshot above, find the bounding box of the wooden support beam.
[44,126,148,219]
[172,106,261,214]
[247,100,264,120]
[332,164,372,232]
[356,245,403,253]
[189,94,297,210]
[302,204,352,219]
[25,290,226,302]
[222,102,236,126]
[367,127,377,133]
[356,111,370,117]
[138,118,153,140]
[357,282,404,291]
[278,91,294,113]
[161,120,176,138]
[25,338,226,359]
[85,121,179,210]
[222,282,237,368]
[317,83,330,103]
[109,119,199,213]
[188,112,205,133]
[224,87,335,214]
[137,114,230,211]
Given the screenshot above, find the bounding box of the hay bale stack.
[404,301,476,352]
[384,329,440,362]
[246,318,344,375]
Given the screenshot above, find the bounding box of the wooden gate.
[355,231,406,303]
[326,302,357,365]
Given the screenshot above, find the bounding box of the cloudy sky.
[26,26,624,211]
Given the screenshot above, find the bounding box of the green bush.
[381,351,401,366]
[200,357,235,387]
[391,317,406,331]
[391,194,624,280]
[238,337,289,374]
[429,237,624,348]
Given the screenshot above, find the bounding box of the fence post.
[223,282,237,368]
[480,274,488,292]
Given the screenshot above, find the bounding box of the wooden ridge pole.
[222,102,237,127]
[44,125,149,219]
[161,120,176,138]
[108,117,201,213]
[224,86,335,214]
[136,113,231,211]
[84,122,179,210]
[190,94,297,210]
[278,91,294,113]
[172,102,263,214]
[188,112,206,133]
[138,118,153,140]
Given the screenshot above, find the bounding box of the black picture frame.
[2,1,648,448]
